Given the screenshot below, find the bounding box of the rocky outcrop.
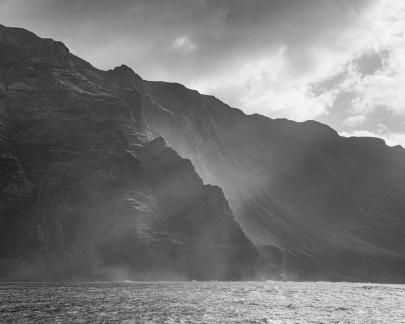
[0,25,259,280]
[143,81,405,283]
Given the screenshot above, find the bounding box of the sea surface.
[0,281,404,323]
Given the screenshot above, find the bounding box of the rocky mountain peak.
[106,64,144,93]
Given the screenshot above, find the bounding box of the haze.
[1,0,404,146]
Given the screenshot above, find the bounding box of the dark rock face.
[0,25,259,280]
[143,82,405,283]
[2,24,405,283]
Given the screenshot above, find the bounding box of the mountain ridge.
[0,24,261,281]
[142,74,405,282]
[1,24,405,282]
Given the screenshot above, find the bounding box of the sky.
[1,0,405,147]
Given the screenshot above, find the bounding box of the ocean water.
[0,281,404,323]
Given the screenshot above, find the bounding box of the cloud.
[1,0,405,145]
[0,0,374,84]
[338,3,405,117]
[325,2,405,146]
[341,125,405,148]
[172,36,197,54]
[343,115,366,127]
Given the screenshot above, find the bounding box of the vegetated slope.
[0,24,259,280]
[143,80,405,282]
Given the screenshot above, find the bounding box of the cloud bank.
[1,0,404,146]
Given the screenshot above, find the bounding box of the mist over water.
[1,281,404,323]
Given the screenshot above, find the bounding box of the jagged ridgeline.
[1,24,405,282]
[0,25,260,280]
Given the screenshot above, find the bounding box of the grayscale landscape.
[0,0,404,323]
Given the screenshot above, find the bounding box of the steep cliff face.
[0,25,259,280]
[2,24,405,283]
[143,81,405,282]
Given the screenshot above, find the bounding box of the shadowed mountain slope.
[1,24,405,282]
[0,24,259,280]
[142,81,405,282]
